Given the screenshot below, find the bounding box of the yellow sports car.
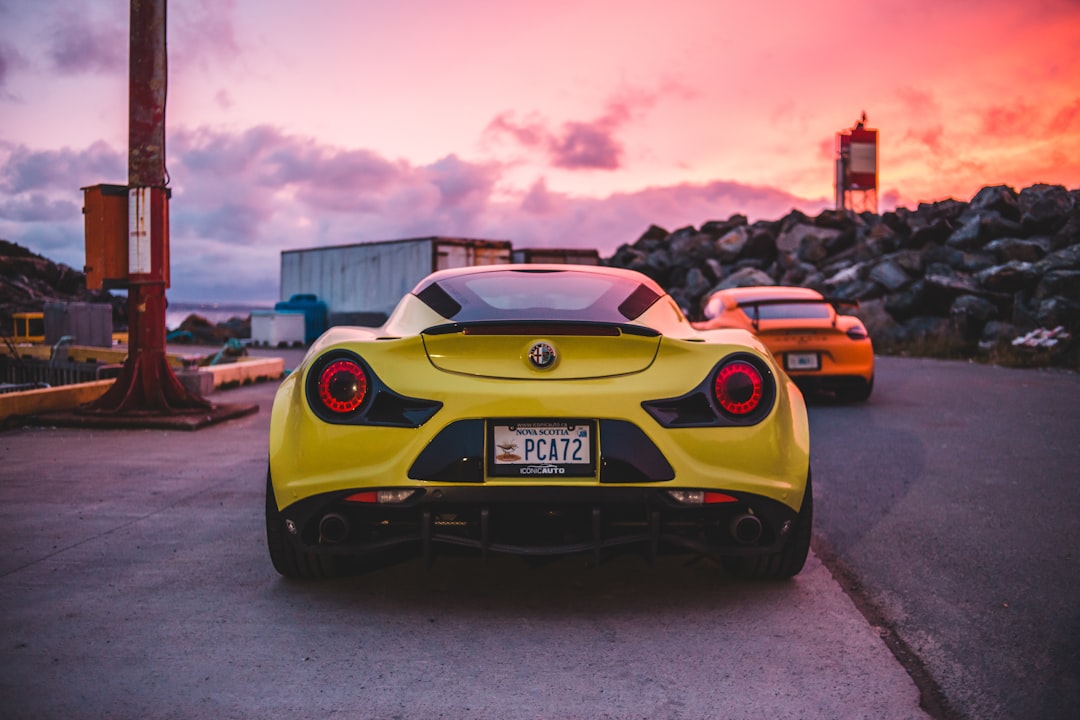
[267,265,811,579]
[695,286,875,402]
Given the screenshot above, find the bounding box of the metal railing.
[0,356,122,390]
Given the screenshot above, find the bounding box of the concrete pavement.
[0,367,929,719]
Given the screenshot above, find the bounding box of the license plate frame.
[488,420,596,478]
[785,352,820,371]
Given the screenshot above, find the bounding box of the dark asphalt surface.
[808,356,1080,720]
[0,347,929,720]
[0,350,1076,719]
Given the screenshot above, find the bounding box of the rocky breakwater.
[605,183,1080,369]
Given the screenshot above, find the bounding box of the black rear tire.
[265,469,341,579]
[722,472,812,580]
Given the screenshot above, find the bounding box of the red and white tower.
[835,113,878,213]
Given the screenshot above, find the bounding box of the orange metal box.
[82,183,129,290]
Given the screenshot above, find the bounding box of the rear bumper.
[769,339,874,382]
[789,373,872,394]
[274,485,803,563]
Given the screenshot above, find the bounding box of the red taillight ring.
[317,359,368,413]
[714,360,764,416]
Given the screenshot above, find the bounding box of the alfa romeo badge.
[528,341,557,369]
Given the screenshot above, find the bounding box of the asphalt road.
[808,356,1080,720]
[0,352,1076,719]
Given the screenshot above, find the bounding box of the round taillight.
[714,360,764,416]
[317,359,368,413]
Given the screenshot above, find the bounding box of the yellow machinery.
[11,312,45,344]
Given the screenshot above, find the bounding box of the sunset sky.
[2,0,1079,304]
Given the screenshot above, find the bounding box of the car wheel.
[723,471,812,580]
[840,375,874,403]
[265,469,341,579]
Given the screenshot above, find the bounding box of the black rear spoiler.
[422,320,661,337]
[734,297,859,331]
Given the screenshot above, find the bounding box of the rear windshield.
[416,269,661,322]
[743,302,833,320]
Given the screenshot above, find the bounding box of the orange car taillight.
[846,325,869,340]
[317,359,368,413]
[714,359,764,416]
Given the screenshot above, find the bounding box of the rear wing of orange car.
[735,297,860,331]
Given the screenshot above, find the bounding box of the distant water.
[165,301,271,331]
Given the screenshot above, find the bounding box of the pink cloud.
[520,178,556,214]
[0,193,78,223]
[549,121,622,169]
[424,154,500,209]
[980,100,1037,138]
[484,94,660,171]
[895,87,942,121]
[213,89,233,111]
[486,111,623,170]
[47,16,126,75]
[486,112,547,149]
[0,141,124,194]
[1048,98,1080,133]
[0,42,26,91]
[166,127,506,246]
[904,124,946,154]
[168,0,242,70]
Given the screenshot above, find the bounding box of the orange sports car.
[694,286,874,401]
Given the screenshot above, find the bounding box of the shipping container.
[44,302,113,348]
[511,248,600,265]
[279,237,512,322]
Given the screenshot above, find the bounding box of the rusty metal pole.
[86,0,210,414]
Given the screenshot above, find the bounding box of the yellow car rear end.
[266,265,813,580]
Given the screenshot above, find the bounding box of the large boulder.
[946,211,1022,251]
[966,184,1020,221]
[869,259,912,292]
[715,226,751,263]
[712,267,775,291]
[1018,184,1074,234]
[985,237,1050,263]
[977,261,1040,293]
[950,294,1000,343]
[776,223,842,255]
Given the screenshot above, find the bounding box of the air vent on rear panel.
[416,283,462,318]
[618,284,661,320]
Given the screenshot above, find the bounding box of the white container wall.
[280,237,511,317]
[250,310,306,347]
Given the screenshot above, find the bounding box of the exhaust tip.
[730,513,763,545]
[319,513,349,544]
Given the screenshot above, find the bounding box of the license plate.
[489,420,595,477]
[786,352,820,371]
